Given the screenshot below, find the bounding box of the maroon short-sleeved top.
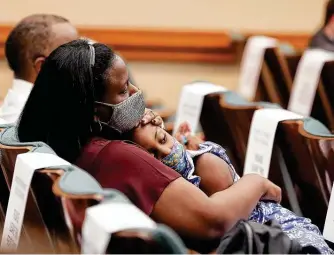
[76,137,181,215]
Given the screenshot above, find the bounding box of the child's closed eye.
[160,133,167,144]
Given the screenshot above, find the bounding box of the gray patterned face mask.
[95,90,146,133]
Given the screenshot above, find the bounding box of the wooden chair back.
[318,60,334,130]
[218,95,300,212]
[213,101,333,229]
[229,31,246,62]
[278,119,334,230]
[254,46,295,108]
[200,93,242,173]
[261,47,294,108]
[0,143,79,253]
[200,91,292,211]
[285,52,302,78]
[287,53,334,130]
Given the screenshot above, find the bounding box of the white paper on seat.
[288,49,334,116]
[323,183,334,243]
[81,202,156,254]
[237,36,277,100]
[173,81,227,136]
[0,152,70,250]
[243,109,303,178]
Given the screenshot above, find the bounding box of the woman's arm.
[195,153,234,196]
[152,174,281,239]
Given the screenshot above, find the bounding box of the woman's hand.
[141,108,164,128]
[174,122,203,150]
[261,179,282,203]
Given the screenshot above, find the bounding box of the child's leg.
[259,201,333,254]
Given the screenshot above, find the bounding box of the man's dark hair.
[325,0,334,25]
[5,14,69,78]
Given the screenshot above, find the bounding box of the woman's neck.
[99,126,123,141]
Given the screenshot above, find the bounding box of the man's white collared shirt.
[0,79,33,123]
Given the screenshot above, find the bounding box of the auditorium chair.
[260,44,296,108]
[83,200,187,254]
[237,35,295,105]
[200,91,280,175]
[285,51,301,79]
[220,93,302,215]
[228,31,246,62]
[254,44,296,108]
[200,92,242,172]
[278,117,334,230]
[287,53,334,130]
[216,94,333,229]
[200,90,301,214]
[0,125,85,252]
[318,60,334,130]
[0,125,187,254]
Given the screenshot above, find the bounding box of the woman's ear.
[33,56,46,74]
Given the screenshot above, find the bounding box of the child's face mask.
[160,138,192,174]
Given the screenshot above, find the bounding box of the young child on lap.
[128,122,332,254]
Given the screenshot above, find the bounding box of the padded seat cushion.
[303,117,334,137]
[279,43,296,55]
[223,91,282,109]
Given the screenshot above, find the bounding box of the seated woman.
[18,39,289,253]
[130,122,333,254]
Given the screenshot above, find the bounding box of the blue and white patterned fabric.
[167,141,333,254]
[160,138,201,186]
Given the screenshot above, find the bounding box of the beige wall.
[0,62,13,100]
[0,0,326,31]
[0,0,326,109]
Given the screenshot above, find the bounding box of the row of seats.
[233,35,334,130]
[0,124,187,253]
[151,34,334,248]
[200,90,333,230]
[174,35,334,244]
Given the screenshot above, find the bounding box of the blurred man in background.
[309,0,334,51]
[1,14,78,122]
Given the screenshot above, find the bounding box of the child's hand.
[174,122,191,144]
[175,122,203,150]
[186,136,204,150]
[177,122,191,137]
